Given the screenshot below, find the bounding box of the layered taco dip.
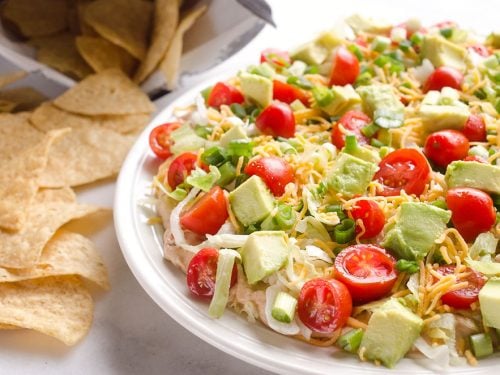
[147,15,500,369]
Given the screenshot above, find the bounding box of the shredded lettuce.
[295,216,331,242]
[469,232,498,258]
[209,249,241,318]
[303,188,340,226]
[186,166,221,192]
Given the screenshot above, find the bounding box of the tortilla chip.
[0,276,93,345]
[0,99,16,113]
[0,87,47,112]
[0,112,43,162]
[0,128,67,232]
[134,0,179,83]
[0,71,27,89]
[160,5,207,90]
[0,188,100,269]
[32,33,93,80]
[31,102,150,135]
[38,126,136,187]
[1,0,69,38]
[76,36,138,76]
[76,0,98,36]
[0,230,109,290]
[84,0,153,60]
[0,323,19,330]
[53,69,154,115]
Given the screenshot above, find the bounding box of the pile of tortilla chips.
[0,68,154,345]
[0,0,207,89]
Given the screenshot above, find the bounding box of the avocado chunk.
[479,278,500,329]
[290,41,328,66]
[239,73,273,108]
[219,124,248,147]
[421,34,468,72]
[486,32,500,48]
[382,202,451,261]
[241,231,290,284]
[229,175,275,226]
[319,85,361,116]
[345,14,392,34]
[327,153,377,198]
[445,161,500,195]
[419,88,470,131]
[315,30,343,50]
[360,299,423,368]
[356,85,405,128]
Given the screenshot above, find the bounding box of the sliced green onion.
[271,292,298,323]
[201,86,213,102]
[371,36,391,53]
[217,162,236,186]
[473,88,487,100]
[430,199,448,210]
[395,259,419,274]
[410,32,424,46]
[275,203,296,229]
[230,103,247,119]
[208,249,240,318]
[338,328,364,353]
[398,40,412,53]
[312,86,334,107]
[325,204,346,220]
[227,139,253,158]
[166,186,188,201]
[334,218,356,244]
[201,146,227,166]
[234,173,249,187]
[194,124,212,139]
[439,28,453,39]
[344,134,358,153]
[354,71,373,86]
[469,333,493,358]
[347,44,363,61]
[360,123,380,138]
[370,138,385,148]
[286,75,313,89]
[305,65,319,74]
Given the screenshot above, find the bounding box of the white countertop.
[1,1,499,374]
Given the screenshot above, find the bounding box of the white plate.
[114,4,500,371]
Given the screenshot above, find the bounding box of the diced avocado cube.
[421,34,468,72]
[320,85,361,116]
[356,85,405,128]
[470,333,493,358]
[327,153,377,198]
[479,278,500,329]
[382,203,451,261]
[229,175,275,226]
[419,88,470,131]
[219,124,249,147]
[345,14,392,34]
[241,231,290,284]
[486,31,500,48]
[239,73,273,108]
[314,30,343,50]
[445,161,500,195]
[360,299,423,368]
[290,41,328,65]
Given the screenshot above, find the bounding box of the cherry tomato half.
[334,245,397,303]
[272,80,310,105]
[349,199,385,239]
[244,157,294,196]
[186,247,237,298]
[373,148,431,196]
[297,278,352,334]
[207,82,244,108]
[424,130,470,168]
[329,46,360,86]
[468,44,490,57]
[424,66,464,93]
[260,48,291,67]
[437,265,486,309]
[167,152,199,190]
[462,114,486,142]
[331,110,371,149]
[180,186,229,236]
[149,122,181,159]
[255,101,296,138]
[446,187,496,242]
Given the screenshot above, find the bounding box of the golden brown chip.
[160,4,207,90]
[53,69,155,115]
[76,36,138,76]
[0,230,110,290]
[0,276,93,345]
[39,126,136,187]
[0,87,47,112]
[134,0,179,83]
[1,0,69,38]
[0,71,27,89]
[76,0,98,36]
[84,0,154,60]
[0,188,100,269]
[31,33,93,80]
[0,112,43,162]
[0,99,16,113]
[0,323,19,330]
[0,128,67,232]
[30,102,150,135]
